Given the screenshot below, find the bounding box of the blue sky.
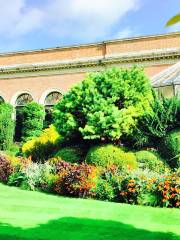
[0,0,179,52]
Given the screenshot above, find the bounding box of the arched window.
[44,91,62,128]
[0,96,4,104]
[15,93,33,141]
[15,93,33,107]
[44,92,62,107]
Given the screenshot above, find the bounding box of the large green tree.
[54,67,153,142]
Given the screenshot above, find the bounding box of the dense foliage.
[0,155,13,183]
[21,102,45,142]
[1,67,180,209]
[0,153,179,208]
[54,161,98,197]
[127,94,180,148]
[86,144,137,169]
[22,125,60,162]
[54,67,153,142]
[119,171,179,207]
[135,150,168,173]
[55,145,88,163]
[158,129,180,168]
[0,103,14,150]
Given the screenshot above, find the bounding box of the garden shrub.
[6,155,23,172]
[21,162,54,191]
[22,125,60,162]
[55,145,88,163]
[0,155,13,183]
[86,144,137,169]
[53,159,74,175]
[7,172,26,187]
[41,173,59,193]
[54,67,152,142]
[54,162,98,198]
[119,176,160,206]
[0,103,14,150]
[119,170,179,207]
[126,94,180,148]
[93,178,115,201]
[21,102,45,142]
[137,192,158,207]
[135,150,168,173]
[158,129,180,168]
[92,166,122,201]
[1,154,179,208]
[5,143,20,157]
[154,173,180,208]
[0,154,30,187]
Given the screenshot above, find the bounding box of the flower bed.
[0,154,179,208]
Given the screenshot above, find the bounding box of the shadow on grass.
[0,217,178,240]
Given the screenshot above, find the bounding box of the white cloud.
[114,28,133,39]
[0,0,44,37]
[0,0,140,41]
[11,8,44,36]
[45,0,140,40]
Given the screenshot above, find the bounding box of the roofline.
[0,32,180,57]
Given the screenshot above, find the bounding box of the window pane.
[175,85,180,96]
[45,92,62,106]
[16,93,33,106]
[158,85,174,98]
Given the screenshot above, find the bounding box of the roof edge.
[0,32,179,57]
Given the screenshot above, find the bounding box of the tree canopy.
[54,67,153,142]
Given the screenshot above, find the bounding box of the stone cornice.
[0,47,179,79]
[0,32,179,57]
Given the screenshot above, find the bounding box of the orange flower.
[128,183,134,187]
[129,179,135,183]
[170,193,175,198]
[175,188,180,193]
[163,190,168,195]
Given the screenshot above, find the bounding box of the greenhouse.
[152,62,180,98]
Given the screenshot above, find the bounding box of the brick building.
[0,32,179,109]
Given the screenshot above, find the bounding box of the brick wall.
[0,33,179,66]
[0,32,179,105]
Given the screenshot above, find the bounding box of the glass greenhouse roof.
[152,62,180,87]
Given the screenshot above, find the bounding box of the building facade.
[0,32,180,109]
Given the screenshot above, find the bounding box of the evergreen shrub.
[135,150,168,173]
[55,145,88,163]
[0,103,14,150]
[22,125,60,162]
[21,102,45,142]
[86,144,137,169]
[54,67,152,142]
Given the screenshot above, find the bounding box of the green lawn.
[0,184,179,240]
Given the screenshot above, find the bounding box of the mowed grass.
[0,184,179,240]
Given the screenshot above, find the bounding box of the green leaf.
[166,14,180,26]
